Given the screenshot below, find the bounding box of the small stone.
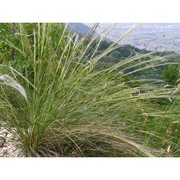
[7,134,12,138]
[2,147,7,151]
[2,133,7,137]
[0,140,5,148]
[3,143,9,147]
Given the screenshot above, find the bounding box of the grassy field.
[0,23,179,157]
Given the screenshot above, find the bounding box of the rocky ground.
[0,127,22,157]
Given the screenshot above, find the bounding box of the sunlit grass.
[0,23,179,157]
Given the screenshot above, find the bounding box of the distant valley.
[85,23,180,53]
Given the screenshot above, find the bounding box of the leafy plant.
[163,64,179,85]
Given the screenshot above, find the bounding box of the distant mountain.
[68,23,92,35]
[68,23,112,42]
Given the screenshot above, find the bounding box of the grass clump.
[0,23,178,157]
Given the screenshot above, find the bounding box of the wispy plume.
[0,74,27,101]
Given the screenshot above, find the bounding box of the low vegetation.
[0,23,179,157]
